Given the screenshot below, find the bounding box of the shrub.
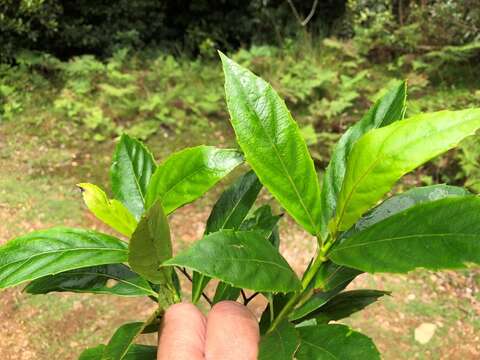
[1,53,480,358]
[348,0,480,61]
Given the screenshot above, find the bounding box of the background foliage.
[1,0,479,190]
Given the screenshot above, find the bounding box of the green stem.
[266,236,333,334]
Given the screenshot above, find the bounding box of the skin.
[158,301,260,360]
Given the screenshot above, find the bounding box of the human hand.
[158,301,260,360]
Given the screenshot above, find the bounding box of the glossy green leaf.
[320,81,407,238]
[79,345,157,360]
[313,186,466,294]
[79,344,106,360]
[334,108,480,232]
[0,227,128,290]
[296,324,380,360]
[128,201,172,284]
[329,196,480,273]
[290,287,344,322]
[291,260,362,321]
[310,185,467,304]
[77,183,138,237]
[296,290,388,324]
[192,170,262,303]
[312,290,389,323]
[122,345,157,360]
[240,205,283,246]
[103,322,144,360]
[25,264,157,297]
[312,261,361,292]
[111,134,157,220]
[164,230,301,292]
[220,52,322,235]
[145,145,243,214]
[212,282,241,304]
[258,321,299,360]
[348,184,470,235]
[307,188,467,308]
[205,170,262,234]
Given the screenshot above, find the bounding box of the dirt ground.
[0,121,479,359]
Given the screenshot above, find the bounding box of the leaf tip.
[76,183,87,193]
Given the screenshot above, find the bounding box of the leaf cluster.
[1,53,480,359]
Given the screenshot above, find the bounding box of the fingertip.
[158,302,206,360]
[164,302,206,324]
[205,301,260,360]
[210,300,257,323]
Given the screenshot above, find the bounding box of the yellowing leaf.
[78,183,137,237]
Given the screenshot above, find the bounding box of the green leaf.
[291,261,362,322]
[146,145,243,214]
[79,344,106,360]
[296,324,380,360]
[268,225,281,249]
[290,287,344,322]
[329,196,480,273]
[305,187,467,309]
[103,322,144,360]
[314,290,389,323]
[77,183,138,237]
[240,205,283,246]
[298,290,389,324]
[205,170,262,234]
[122,345,157,360]
[312,261,361,292]
[192,170,262,303]
[258,321,299,360]
[79,344,157,360]
[334,108,480,232]
[128,201,171,283]
[0,227,128,290]
[25,264,157,297]
[212,282,241,304]
[164,230,301,293]
[111,134,157,220]
[347,184,470,235]
[191,271,211,304]
[299,186,468,315]
[320,81,407,238]
[220,52,322,235]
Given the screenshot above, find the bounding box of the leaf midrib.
[299,339,338,359]
[330,232,478,253]
[171,255,291,272]
[47,270,156,296]
[123,146,146,204]
[0,247,128,273]
[217,191,250,232]
[336,114,478,230]
[229,73,318,234]
[150,149,238,210]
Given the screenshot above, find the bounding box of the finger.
[205,301,260,360]
[158,302,207,360]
